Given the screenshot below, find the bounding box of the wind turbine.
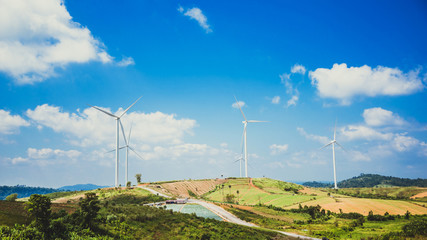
[234,128,245,178]
[234,96,267,178]
[89,96,142,187]
[122,123,144,185]
[320,121,345,189]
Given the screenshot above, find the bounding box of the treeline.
[0,186,61,200]
[338,174,427,188]
[302,174,427,188]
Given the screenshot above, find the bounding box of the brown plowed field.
[285,197,427,215]
[160,179,226,198]
[410,191,427,199]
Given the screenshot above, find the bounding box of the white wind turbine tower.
[234,96,267,178]
[320,121,345,189]
[89,96,142,187]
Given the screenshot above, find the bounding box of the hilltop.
[303,174,427,188]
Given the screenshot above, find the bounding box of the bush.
[402,219,427,237]
[5,193,18,201]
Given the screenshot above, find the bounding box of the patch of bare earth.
[158,179,226,198]
[293,197,427,215]
[410,191,427,199]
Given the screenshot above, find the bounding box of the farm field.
[154,179,226,198]
[203,178,427,216]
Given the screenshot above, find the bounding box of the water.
[163,204,223,221]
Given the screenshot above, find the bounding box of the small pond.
[163,204,223,221]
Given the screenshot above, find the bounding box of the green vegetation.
[252,178,303,194]
[135,174,142,184]
[204,178,313,207]
[44,191,76,200]
[5,193,18,202]
[303,174,427,188]
[327,186,427,200]
[0,189,292,239]
[227,203,427,239]
[338,173,427,188]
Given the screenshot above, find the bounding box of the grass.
[204,178,324,207]
[329,186,427,200]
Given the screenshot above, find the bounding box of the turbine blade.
[335,141,347,152]
[128,122,133,144]
[87,104,118,118]
[119,120,128,146]
[106,146,125,154]
[119,96,142,118]
[334,119,337,140]
[129,146,144,160]
[320,142,333,150]
[234,96,247,122]
[248,120,268,123]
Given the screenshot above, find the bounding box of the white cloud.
[180,7,212,33]
[269,144,288,155]
[340,125,393,141]
[291,64,306,75]
[27,147,81,159]
[0,0,112,84]
[363,107,406,127]
[0,109,30,134]
[177,6,212,33]
[392,134,421,152]
[10,157,29,164]
[297,127,329,144]
[232,101,245,109]
[348,150,371,162]
[280,70,300,108]
[309,63,424,105]
[26,104,197,147]
[9,147,81,166]
[286,95,299,107]
[271,96,280,104]
[117,56,135,67]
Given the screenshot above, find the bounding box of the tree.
[26,194,52,237]
[135,174,142,184]
[126,181,131,187]
[79,192,100,230]
[5,193,18,201]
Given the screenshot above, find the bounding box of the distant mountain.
[338,174,427,188]
[302,174,427,188]
[57,184,109,191]
[0,185,59,200]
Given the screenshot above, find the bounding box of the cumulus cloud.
[232,101,245,109]
[269,144,289,155]
[9,147,81,166]
[117,56,135,67]
[297,127,329,144]
[363,107,406,127]
[0,0,113,84]
[340,125,393,141]
[179,7,212,33]
[0,109,30,134]
[309,63,424,105]
[271,96,280,104]
[26,104,197,147]
[291,64,306,75]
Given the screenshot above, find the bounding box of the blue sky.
[0,0,426,188]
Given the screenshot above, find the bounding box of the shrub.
[402,219,427,237]
[5,193,18,202]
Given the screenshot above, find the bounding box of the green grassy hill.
[0,187,293,240]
